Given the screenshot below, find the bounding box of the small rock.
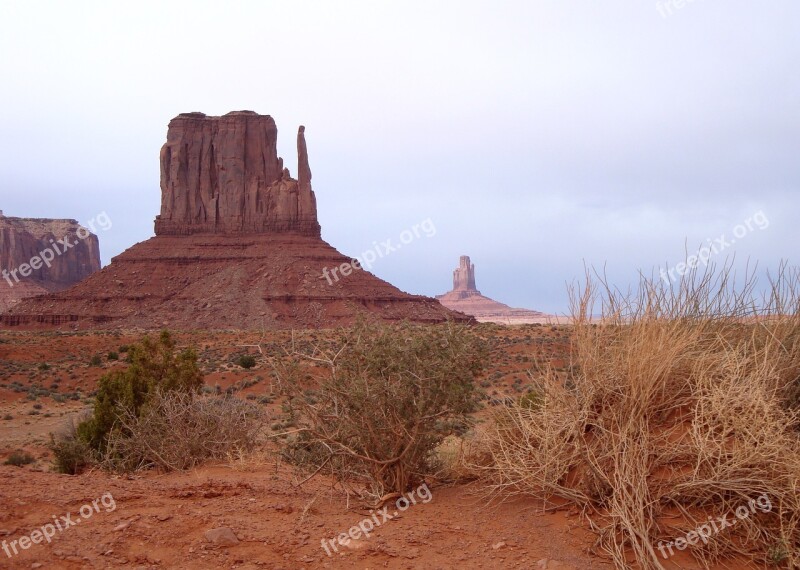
[31,564,43,569]
[492,541,506,550]
[204,527,239,547]
[156,514,172,522]
[341,537,369,551]
[537,560,577,570]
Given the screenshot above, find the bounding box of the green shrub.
[277,319,486,497]
[4,450,35,467]
[77,330,203,453]
[107,351,119,361]
[89,355,102,366]
[38,363,50,371]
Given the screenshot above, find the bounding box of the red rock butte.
[0,212,100,312]
[436,256,551,325]
[155,111,320,237]
[0,111,469,330]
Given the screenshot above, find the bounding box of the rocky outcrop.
[437,256,551,325]
[0,213,100,312]
[154,111,320,237]
[1,113,468,330]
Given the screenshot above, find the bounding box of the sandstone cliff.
[154,111,320,237]
[0,213,100,312]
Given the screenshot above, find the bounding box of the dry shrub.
[474,263,800,569]
[105,391,265,472]
[49,413,94,475]
[274,319,486,501]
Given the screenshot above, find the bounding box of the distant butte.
[0,212,100,313]
[1,112,469,330]
[436,256,551,325]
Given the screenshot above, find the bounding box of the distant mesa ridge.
[436,255,550,324]
[0,213,100,312]
[1,112,468,329]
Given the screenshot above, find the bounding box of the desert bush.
[474,264,800,569]
[4,450,35,467]
[77,330,203,453]
[236,355,257,369]
[49,416,93,474]
[275,319,486,499]
[105,391,265,472]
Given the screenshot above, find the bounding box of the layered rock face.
[154,111,320,237]
[0,213,100,312]
[2,113,467,330]
[437,256,551,325]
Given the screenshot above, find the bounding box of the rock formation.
[437,256,551,325]
[451,256,479,297]
[155,111,320,237]
[1,113,468,329]
[0,212,100,312]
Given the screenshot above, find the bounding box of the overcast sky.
[1,1,797,314]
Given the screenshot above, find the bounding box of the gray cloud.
[1,1,797,314]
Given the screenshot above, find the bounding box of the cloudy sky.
[1,1,797,314]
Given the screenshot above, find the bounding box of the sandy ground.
[0,327,765,569]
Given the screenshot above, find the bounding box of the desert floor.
[0,326,757,569]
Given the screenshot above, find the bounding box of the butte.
[436,256,551,325]
[0,213,101,312]
[1,111,469,330]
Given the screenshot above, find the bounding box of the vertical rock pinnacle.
[297,125,312,192]
[453,255,478,292]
